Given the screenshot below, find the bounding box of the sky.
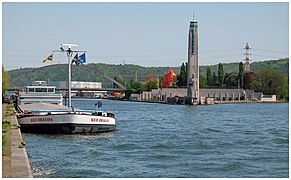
[2,2,289,70]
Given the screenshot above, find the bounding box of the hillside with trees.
[199,58,288,76]
[6,58,289,100]
[8,63,179,88]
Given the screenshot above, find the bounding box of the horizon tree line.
[175,61,288,100]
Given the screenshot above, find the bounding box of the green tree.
[238,62,244,88]
[199,75,207,88]
[181,62,186,74]
[206,67,212,87]
[158,76,164,89]
[177,62,187,87]
[113,76,125,88]
[212,72,217,87]
[224,73,238,88]
[126,81,145,94]
[2,65,10,95]
[145,79,158,91]
[218,63,224,87]
[250,70,288,99]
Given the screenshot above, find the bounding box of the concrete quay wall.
[134,88,264,104]
[10,114,33,178]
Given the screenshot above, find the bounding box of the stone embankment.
[2,104,33,178]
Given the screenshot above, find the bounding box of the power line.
[252,54,286,59]
[200,48,241,54]
[3,47,288,67]
[200,54,243,60]
[253,48,288,54]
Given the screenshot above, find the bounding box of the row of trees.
[176,62,244,89]
[116,60,288,100]
[176,62,288,100]
[203,62,244,88]
[2,65,10,96]
[113,76,159,96]
[3,60,288,100]
[250,70,288,99]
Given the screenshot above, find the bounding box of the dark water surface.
[24,99,289,178]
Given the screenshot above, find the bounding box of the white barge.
[17,102,116,134]
[16,44,116,134]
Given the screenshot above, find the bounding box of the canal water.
[23,99,289,178]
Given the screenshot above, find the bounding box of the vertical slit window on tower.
[192,32,195,54]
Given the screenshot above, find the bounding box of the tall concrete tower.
[186,17,199,105]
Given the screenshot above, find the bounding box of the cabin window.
[48,88,54,92]
[35,88,47,92]
[28,88,35,93]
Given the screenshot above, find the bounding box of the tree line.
[3,58,289,100]
[2,65,10,96]
[113,75,159,99]
[175,61,288,100]
[175,62,244,88]
[7,58,288,88]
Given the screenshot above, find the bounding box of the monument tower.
[186,17,199,105]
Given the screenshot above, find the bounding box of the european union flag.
[72,53,80,64]
[72,53,86,65]
[79,53,86,64]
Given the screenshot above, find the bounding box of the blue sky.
[2,2,289,70]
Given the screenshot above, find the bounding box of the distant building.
[71,81,102,89]
[49,81,104,98]
[137,88,274,103]
[49,81,102,89]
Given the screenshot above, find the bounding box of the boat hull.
[18,113,116,134]
[19,123,115,134]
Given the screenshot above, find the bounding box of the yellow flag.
[43,53,53,62]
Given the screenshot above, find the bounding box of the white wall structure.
[71,81,102,89]
[260,95,277,102]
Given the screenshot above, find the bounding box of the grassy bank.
[2,104,14,154]
[2,121,10,152]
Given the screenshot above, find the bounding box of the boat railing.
[19,109,115,118]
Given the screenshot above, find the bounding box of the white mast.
[53,44,87,111]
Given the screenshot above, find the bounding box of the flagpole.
[52,44,87,112]
[67,47,72,111]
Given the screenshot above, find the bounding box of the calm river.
[23,99,289,178]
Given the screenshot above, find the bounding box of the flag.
[72,53,86,65]
[72,53,80,64]
[79,53,86,64]
[42,53,53,62]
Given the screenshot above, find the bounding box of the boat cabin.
[18,81,63,105]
